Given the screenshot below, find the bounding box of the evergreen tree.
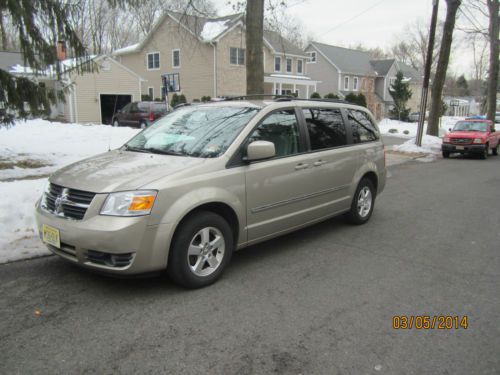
[456,75,470,96]
[389,70,412,121]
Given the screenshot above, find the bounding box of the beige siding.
[67,58,141,123]
[304,46,339,96]
[216,27,246,96]
[118,16,214,101]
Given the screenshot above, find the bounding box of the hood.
[448,130,487,138]
[50,149,207,193]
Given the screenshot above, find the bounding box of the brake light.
[149,111,155,122]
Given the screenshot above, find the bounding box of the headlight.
[444,137,450,143]
[40,180,51,208]
[473,138,483,144]
[100,190,157,216]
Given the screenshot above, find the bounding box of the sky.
[213,0,475,76]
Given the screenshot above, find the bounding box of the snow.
[392,135,442,155]
[378,116,465,138]
[113,43,140,55]
[200,20,229,41]
[0,119,140,263]
[270,74,313,81]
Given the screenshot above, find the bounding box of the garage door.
[100,94,132,125]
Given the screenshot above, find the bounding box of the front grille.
[451,138,472,145]
[47,242,78,261]
[42,183,96,220]
[86,250,134,268]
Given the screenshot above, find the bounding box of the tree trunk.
[0,11,7,50]
[427,0,461,136]
[246,0,265,95]
[486,0,499,125]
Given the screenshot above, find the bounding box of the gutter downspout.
[210,42,217,98]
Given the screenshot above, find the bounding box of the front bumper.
[35,199,174,275]
[442,143,485,154]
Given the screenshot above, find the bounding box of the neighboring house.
[443,96,481,117]
[0,51,24,71]
[113,11,318,101]
[304,42,425,119]
[8,56,145,124]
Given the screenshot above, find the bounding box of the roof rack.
[222,94,296,101]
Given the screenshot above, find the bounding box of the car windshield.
[453,121,488,132]
[124,105,259,158]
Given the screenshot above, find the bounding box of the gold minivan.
[35,98,386,288]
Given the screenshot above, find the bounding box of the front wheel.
[167,211,233,288]
[442,151,450,158]
[112,119,120,127]
[345,178,376,225]
[480,145,489,159]
[492,144,498,156]
[139,120,147,129]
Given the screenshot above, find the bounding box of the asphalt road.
[1,155,499,374]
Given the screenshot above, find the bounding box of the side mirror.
[246,141,275,161]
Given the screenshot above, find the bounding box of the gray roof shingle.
[370,59,395,76]
[264,30,307,57]
[310,42,376,76]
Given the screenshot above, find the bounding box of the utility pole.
[416,0,439,147]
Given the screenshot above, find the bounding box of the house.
[304,42,425,119]
[113,11,318,101]
[0,51,24,71]
[8,55,145,124]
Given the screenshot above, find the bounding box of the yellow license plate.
[42,224,60,249]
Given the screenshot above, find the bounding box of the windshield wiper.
[145,148,187,156]
[123,145,151,153]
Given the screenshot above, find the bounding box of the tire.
[112,119,120,127]
[139,120,147,129]
[167,211,233,289]
[480,144,489,159]
[492,144,498,156]
[345,178,376,225]
[442,151,450,158]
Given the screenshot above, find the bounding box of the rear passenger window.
[347,109,379,143]
[303,108,347,150]
[248,110,301,157]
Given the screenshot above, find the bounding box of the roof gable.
[370,59,395,76]
[263,30,307,57]
[309,42,376,76]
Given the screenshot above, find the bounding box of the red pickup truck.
[442,119,500,159]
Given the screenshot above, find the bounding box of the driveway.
[1,156,499,374]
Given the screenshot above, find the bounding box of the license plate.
[42,224,60,249]
[456,146,464,150]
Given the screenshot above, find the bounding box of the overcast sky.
[213,0,473,76]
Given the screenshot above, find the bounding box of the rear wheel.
[139,120,147,129]
[113,119,120,127]
[442,151,450,158]
[492,144,498,156]
[346,178,375,225]
[167,211,233,288]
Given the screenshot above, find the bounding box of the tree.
[486,0,499,123]
[456,74,470,96]
[246,0,265,95]
[427,0,461,136]
[388,71,412,121]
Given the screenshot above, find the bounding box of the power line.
[318,0,387,37]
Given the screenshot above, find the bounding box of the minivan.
[36,97,386,288]
[112,101,169,128]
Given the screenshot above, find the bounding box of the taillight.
[149,112,155,122]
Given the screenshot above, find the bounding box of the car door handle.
[313,160,326,167]
[295,163,309,170]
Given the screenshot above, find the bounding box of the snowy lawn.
[0,119,140,263]
[378,116,465,138]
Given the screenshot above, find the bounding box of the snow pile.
[392,135,442,155]
[200,20,229,41]
[113,43,140,54]
[378,116,465,138]
[0,119,141,262]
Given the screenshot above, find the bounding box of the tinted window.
[248,110,300,157]
[347,109,379,143]
[138,102,150,111]
[303,108,347,150]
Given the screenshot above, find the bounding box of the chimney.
[56,41,67,61]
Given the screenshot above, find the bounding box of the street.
[1,155,499,374]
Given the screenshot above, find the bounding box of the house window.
[148,87,154,100]
[353,77,359,91]
[230,47,245,65]
[297,59,303,74]
[307,51,316,63]
[344,76,350,90]
[147,52,160,70]
[275,56,281,72]
[172,49,180,68]
[389,77,396,87]
[286,58,292,73]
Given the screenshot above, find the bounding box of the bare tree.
[246,0,265,94]
[486,0,499,123]
[427,0,462,136]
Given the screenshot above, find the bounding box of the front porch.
[264,74,319,99]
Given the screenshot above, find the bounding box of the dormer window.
[307,51,316,63]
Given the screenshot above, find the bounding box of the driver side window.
[248,110,301,158]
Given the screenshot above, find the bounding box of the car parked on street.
[442,119,500,159]
[35,97,386,288]
[112,101,169,128]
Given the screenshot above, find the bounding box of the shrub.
[324,93,339,99]
[310,92,321,99]
[403,130,410,135]
[201,96,211,102]
[388,129,398,134]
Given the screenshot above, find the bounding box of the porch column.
[306,85,309,98]
[293,84,296,96]
[273,82,276,95]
